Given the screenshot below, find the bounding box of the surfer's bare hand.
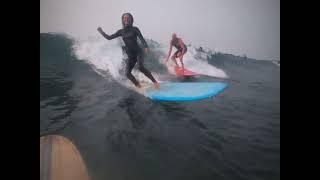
[97,27,102,33]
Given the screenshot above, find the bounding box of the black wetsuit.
[99,26,157,86]
[171,38,187,58]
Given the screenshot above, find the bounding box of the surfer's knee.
[138,65,147,73]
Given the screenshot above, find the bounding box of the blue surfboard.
[145,82,228,101]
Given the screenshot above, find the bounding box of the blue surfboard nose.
[145,82,228,101]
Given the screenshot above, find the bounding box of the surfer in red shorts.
[164,33,188,70]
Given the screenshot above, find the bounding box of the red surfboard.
[174,67,198,77]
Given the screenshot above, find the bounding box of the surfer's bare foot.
[154,82,160,89]
[136,84,142,88]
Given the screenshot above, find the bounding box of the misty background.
[40,0,279,60]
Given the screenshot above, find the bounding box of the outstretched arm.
[165,42,173,63]
[97,27,121,40]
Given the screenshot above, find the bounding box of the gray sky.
[40,0,279,60]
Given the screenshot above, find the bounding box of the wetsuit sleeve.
[100,29,121,40]
[134,27,148,48]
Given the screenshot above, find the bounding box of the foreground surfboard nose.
[40,135,90,180]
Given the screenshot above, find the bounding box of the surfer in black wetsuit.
[97,13,159,89]
[164,33,188,70]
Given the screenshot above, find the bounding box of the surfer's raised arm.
[97,27,121,40]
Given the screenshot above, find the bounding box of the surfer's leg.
[137,53,159,89]
[171,56,179,67]
[126,55,141,87]
[180,58,184,70]
[179,50,186,70]
[171,50,180,67]
[137,53,157,83]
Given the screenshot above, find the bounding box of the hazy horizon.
[40,0,279,60]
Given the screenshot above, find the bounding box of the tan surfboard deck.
[40,135,90,180]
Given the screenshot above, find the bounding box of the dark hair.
[121,13,134,28]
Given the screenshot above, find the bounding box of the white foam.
[73,36,160,95]
[159,46,228,78]
[73,37,124,79]
[72,35,229,95]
